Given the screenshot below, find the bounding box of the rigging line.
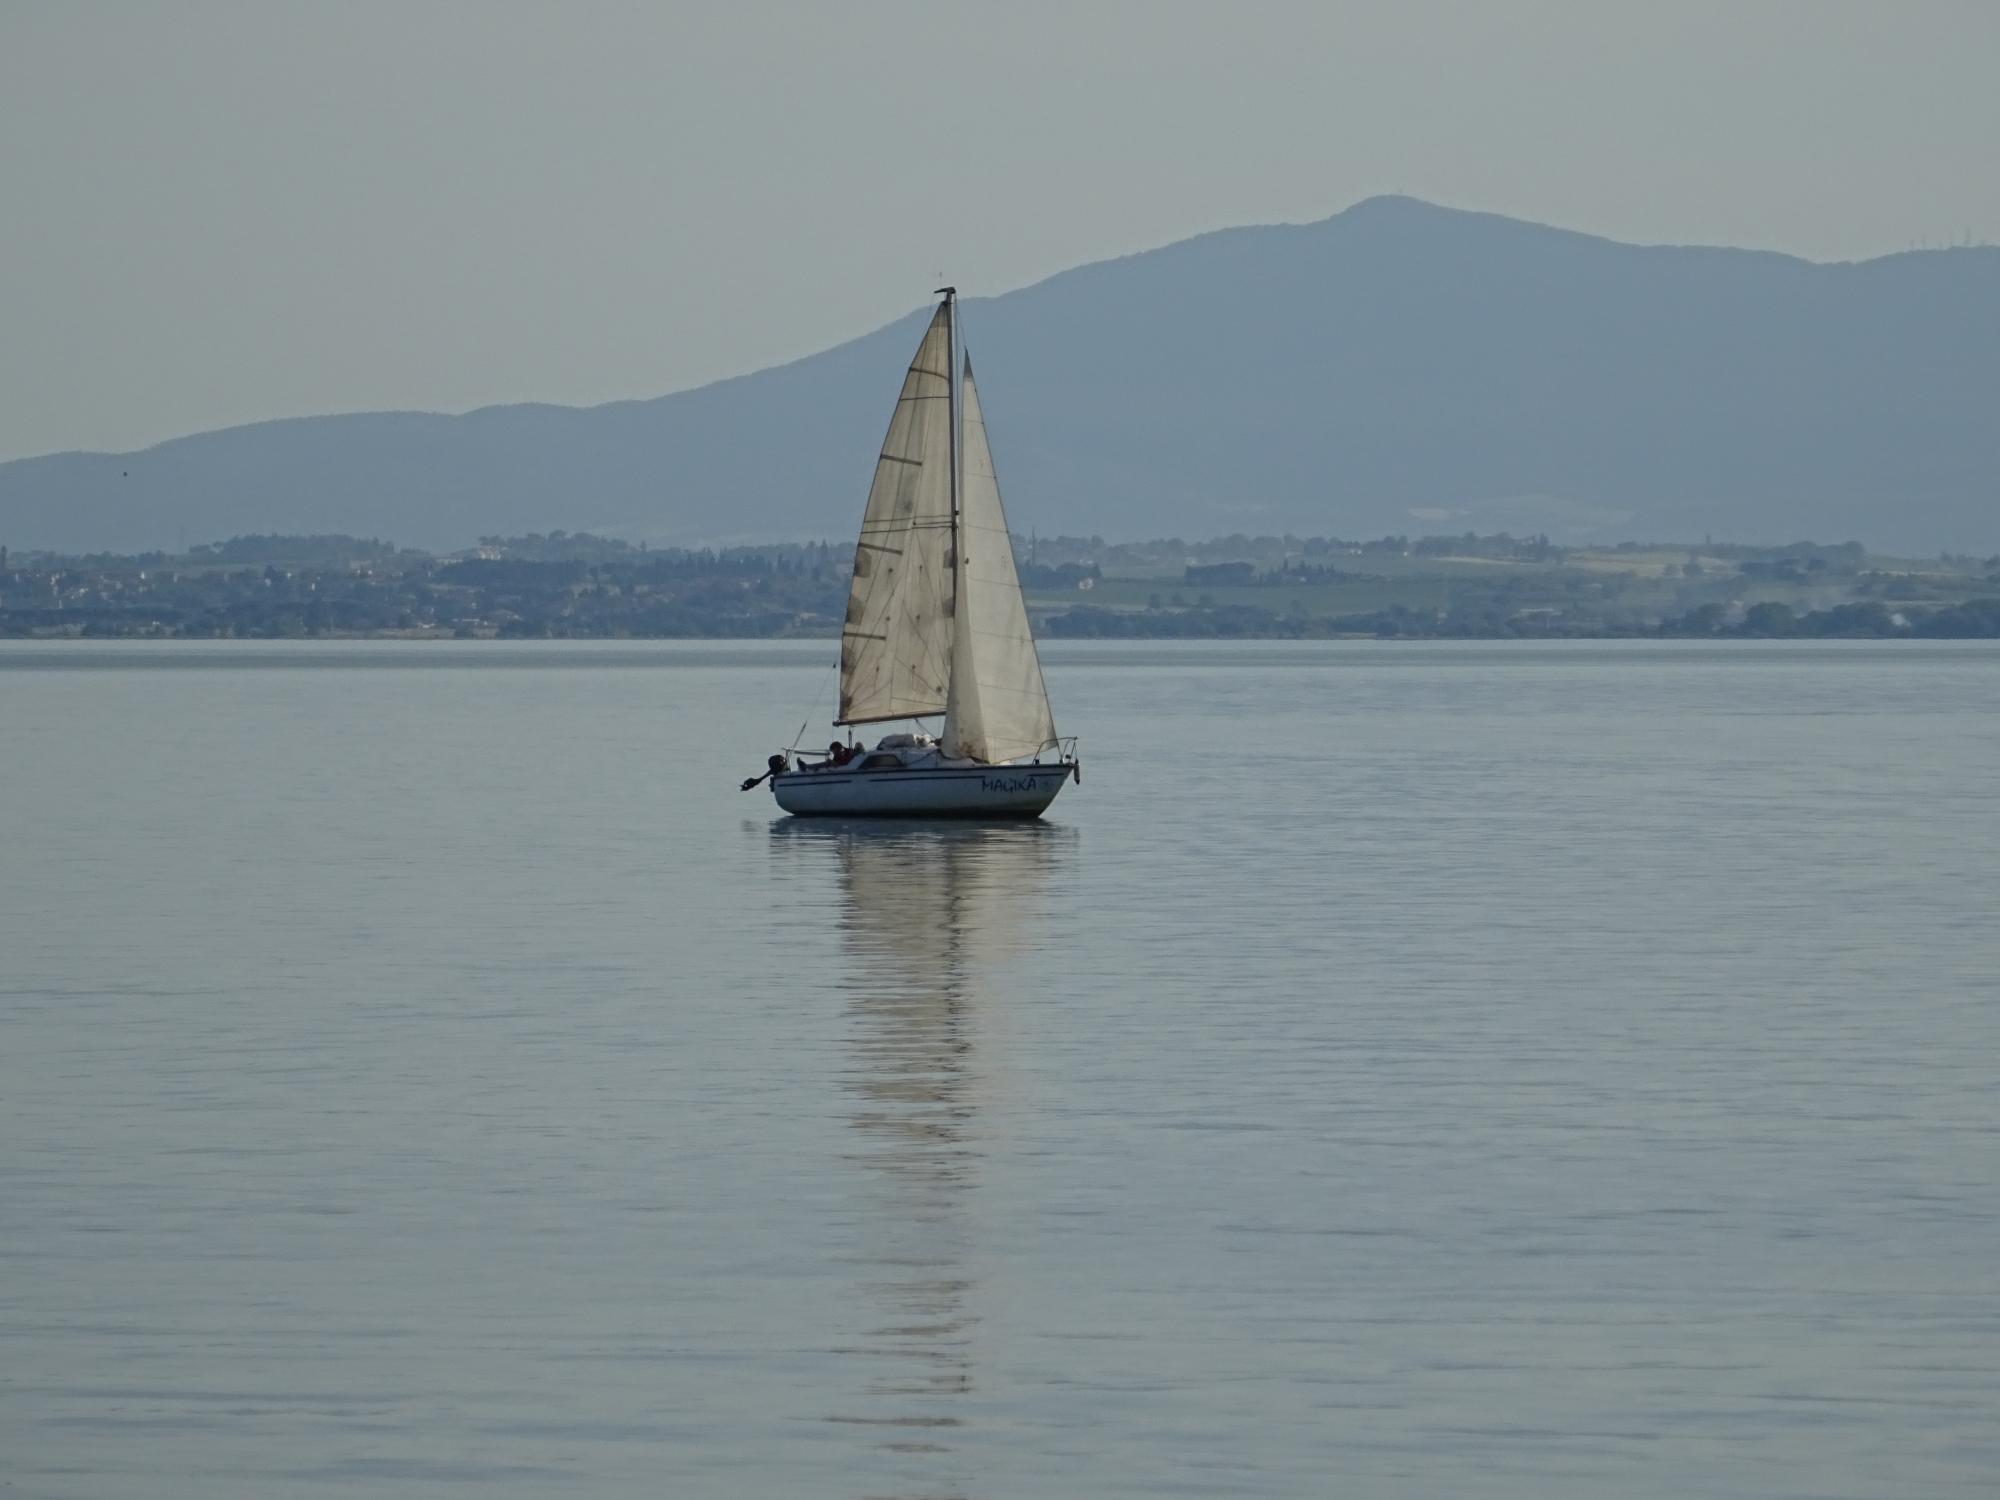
[790,651,840,751]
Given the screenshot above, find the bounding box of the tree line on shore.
[1040,597,2000,640]
[3,531,1996,640]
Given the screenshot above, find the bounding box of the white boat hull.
[771,762,1073,818]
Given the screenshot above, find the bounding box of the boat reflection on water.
[767,818,1075,1496]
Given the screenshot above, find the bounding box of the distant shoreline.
[6,531,1997,641]
[6,626,2000,646]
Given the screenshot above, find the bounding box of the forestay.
[941,359,1058,764]
[838,307,956,726]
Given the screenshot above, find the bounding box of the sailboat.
[754,288,1078,818]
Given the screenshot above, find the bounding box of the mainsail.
[940,358,1058,764]
[837,306,956,726]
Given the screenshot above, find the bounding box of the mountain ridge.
[6,197,1996,553]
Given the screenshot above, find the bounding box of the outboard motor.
[740,751,790,792]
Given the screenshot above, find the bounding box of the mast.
[936,285,962,635]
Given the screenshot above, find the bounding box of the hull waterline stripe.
[775,769,1072,785]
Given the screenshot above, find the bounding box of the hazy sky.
[4,0,1996,459]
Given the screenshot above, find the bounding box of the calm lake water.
[3,640,1997,1498]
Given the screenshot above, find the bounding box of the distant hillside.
[5,197,1997,554]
